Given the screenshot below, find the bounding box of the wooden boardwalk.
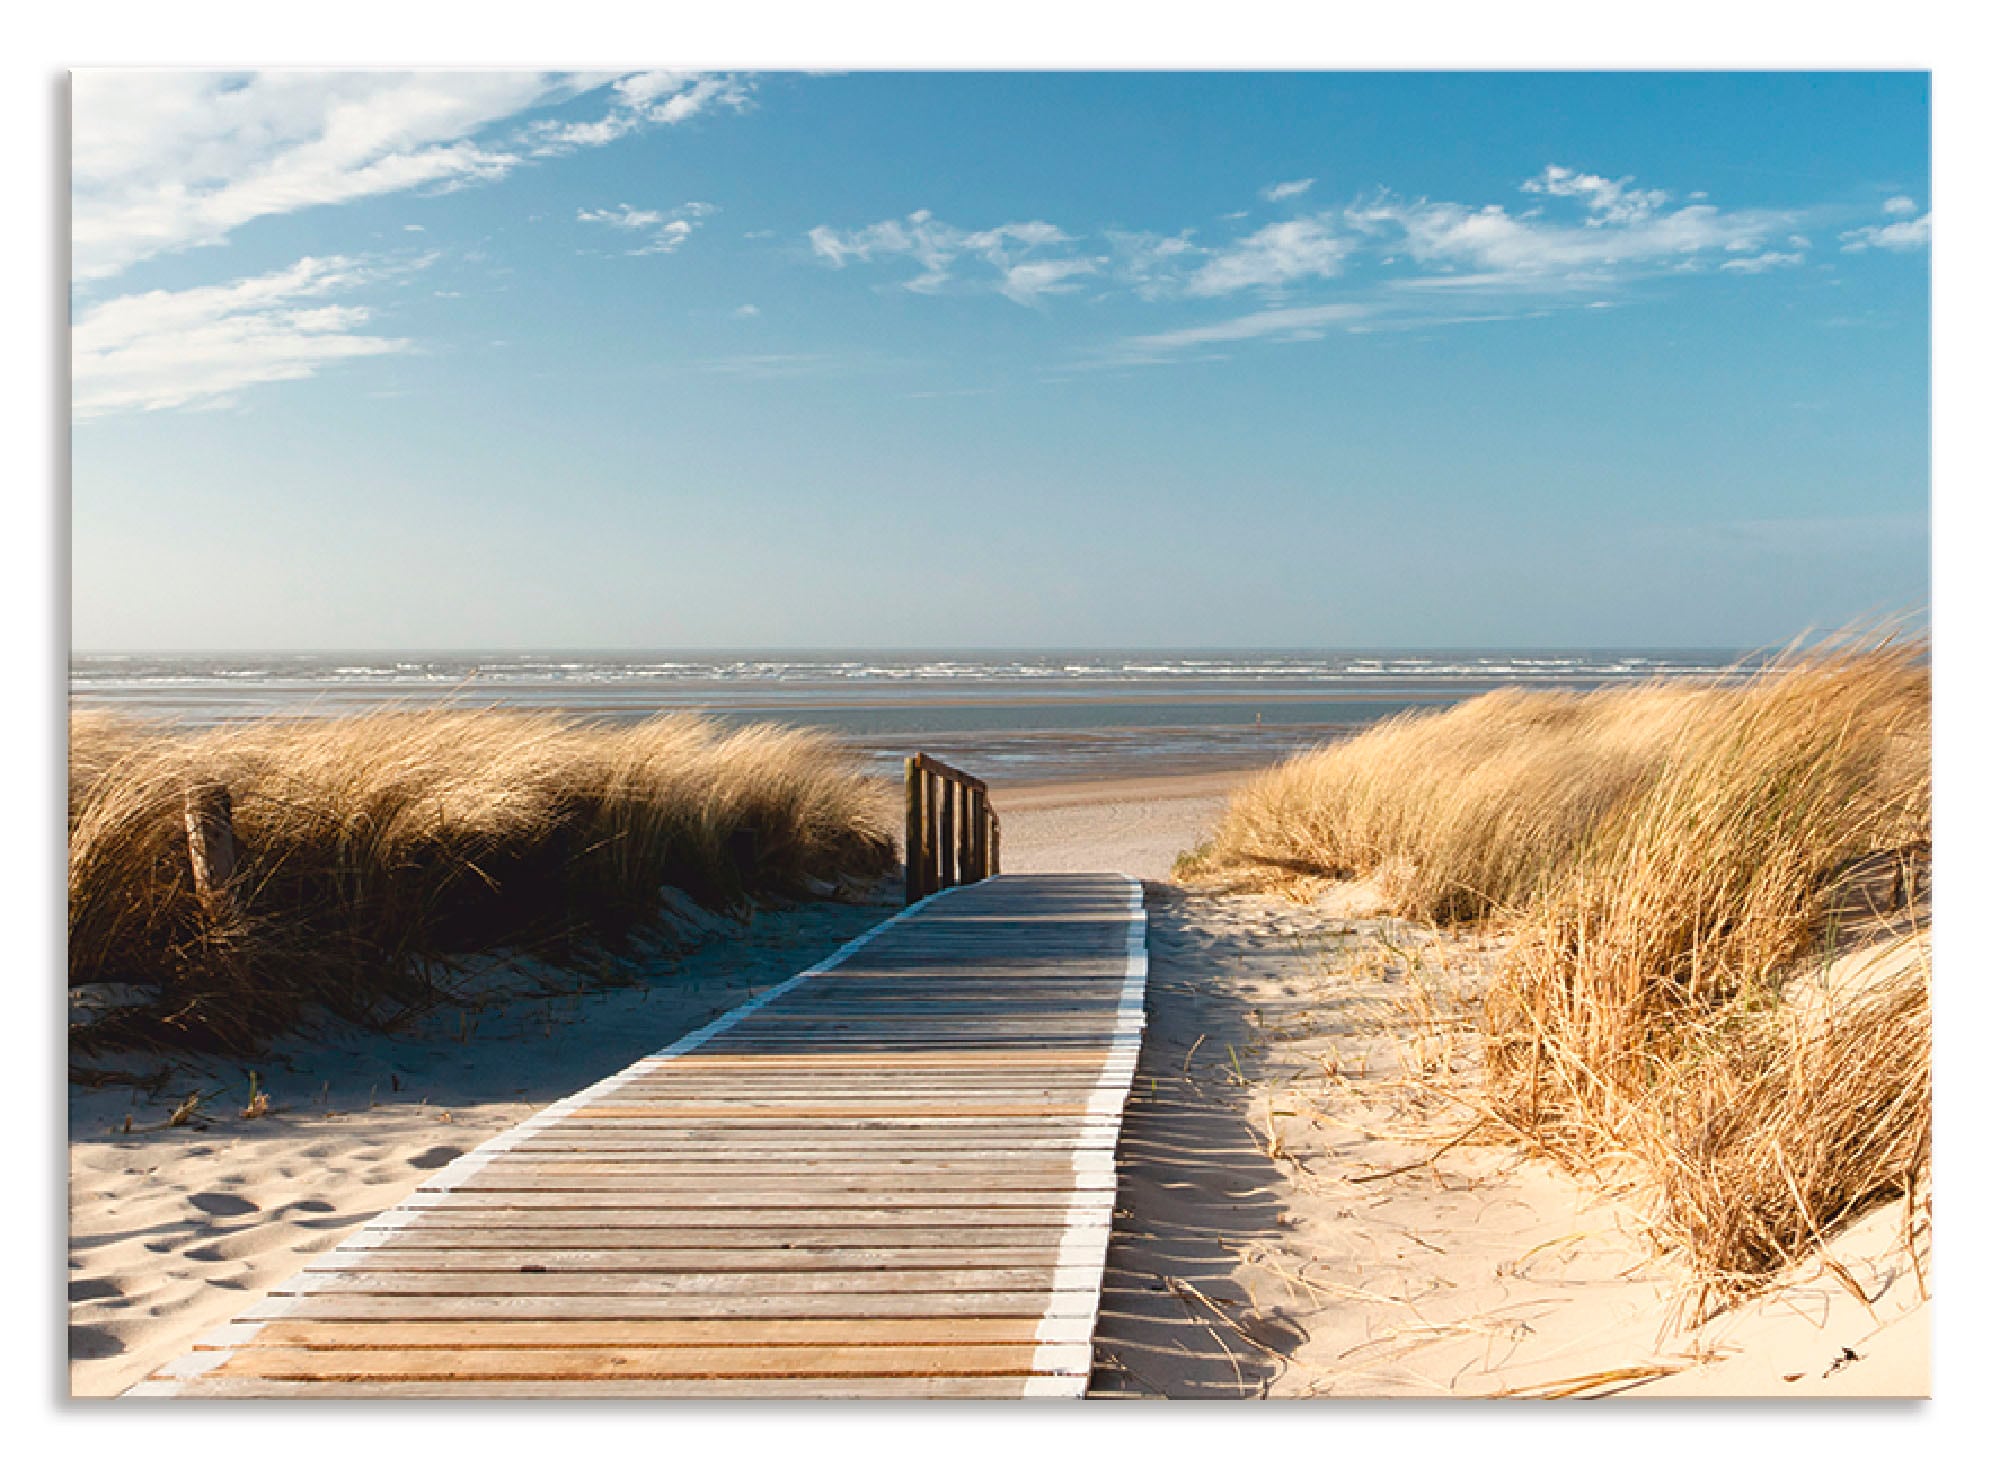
[132,873,1147,1399]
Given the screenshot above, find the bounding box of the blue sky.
[69,70,1931,651]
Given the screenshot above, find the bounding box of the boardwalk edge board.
[126,874,1150,1401]
[1030,874,1145,1393]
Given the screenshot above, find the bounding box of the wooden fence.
[903,753,1000,904]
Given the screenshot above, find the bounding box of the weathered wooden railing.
[903,753,1000,904]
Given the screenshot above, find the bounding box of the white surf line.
[127,882,969,1397]
[1023,873,1148,1397]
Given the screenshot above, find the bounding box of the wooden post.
[938,773,957,890]
[928,772,944,896]
[966,788,986,880]
[904,757,925,905]
[184,781,238,921]
[990,810,1002,878]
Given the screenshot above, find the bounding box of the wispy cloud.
[519,72,752,154]
[799,159,1926,374]
[577,203,665,230]
[72,254,416,418]
[1348,179,1796,284]
[71,71,751,284]
[1185,217,1351,296]
[1517,164,1669,225]
[577,200,717,256]
[814,164,1814,337]
[1840,197,1932,253]
[807,210,1095,303]
[1112,302,1374,362]
[1719,250,1806,274]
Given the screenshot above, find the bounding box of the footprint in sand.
[68,1277,122,1303]
[406,1145,463,1170]
[186,1191,258,1218]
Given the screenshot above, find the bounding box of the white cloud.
[73,254,413,418]
[71,71,751,283]
[733,304,761,318]
[1114,302,1373,362]
[1520,164,1670,225]
[580,204,664,230]
[517,72,753,153]
[1186,216,1351,296]
[1719,250,1806,274]
[1350,177,1794,284]
[577,204,665,229]
[811,163,1832,367]
[998,258,1098,305]
[808,210,1092,303]
[1260,178,1315,202]
[577,200,716,256]
[1104,229,1202,299]
[1841,200,1932,253]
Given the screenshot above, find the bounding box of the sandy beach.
[68,766,1928,1398]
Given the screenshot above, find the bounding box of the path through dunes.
[129,874,1146,1399]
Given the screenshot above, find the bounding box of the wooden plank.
[330,1256,1088,1280]
[355,1227,1096,1251]
[245,1290,1100,1321]
[154,1375,1051,1399]
[208,1343,1076,1381]
[234,1317,1066,1349]
[408,1190,1117,1208]
[910,752,988,794]
[285,1268,1096,1297]
[364,1207,1092,1231]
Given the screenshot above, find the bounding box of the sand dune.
[69,771,1927,1398]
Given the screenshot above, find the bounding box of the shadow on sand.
[1089,883,1304,1398]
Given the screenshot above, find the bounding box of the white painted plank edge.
[1028,874,1147,1396]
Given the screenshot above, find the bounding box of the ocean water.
[68,649,1755,784]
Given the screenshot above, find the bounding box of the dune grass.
[1191,633,1931,1300]
[68,709,897,1055]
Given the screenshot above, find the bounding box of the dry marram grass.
[68,709,896,1054]
[1191,634,1931,1299]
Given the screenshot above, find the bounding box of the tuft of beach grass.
[68,709,897,1055]
[1187,630,1930,1301]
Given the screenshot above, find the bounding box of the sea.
[68,649,1757,786]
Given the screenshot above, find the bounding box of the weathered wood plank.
[288,1268,1092,1297]
[234,1317,1071,1350]
[354,1227,1099,1251]
[209,1342,1085,1381]
[153,1375,1054,1399]
[244,1290,1101,1321]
